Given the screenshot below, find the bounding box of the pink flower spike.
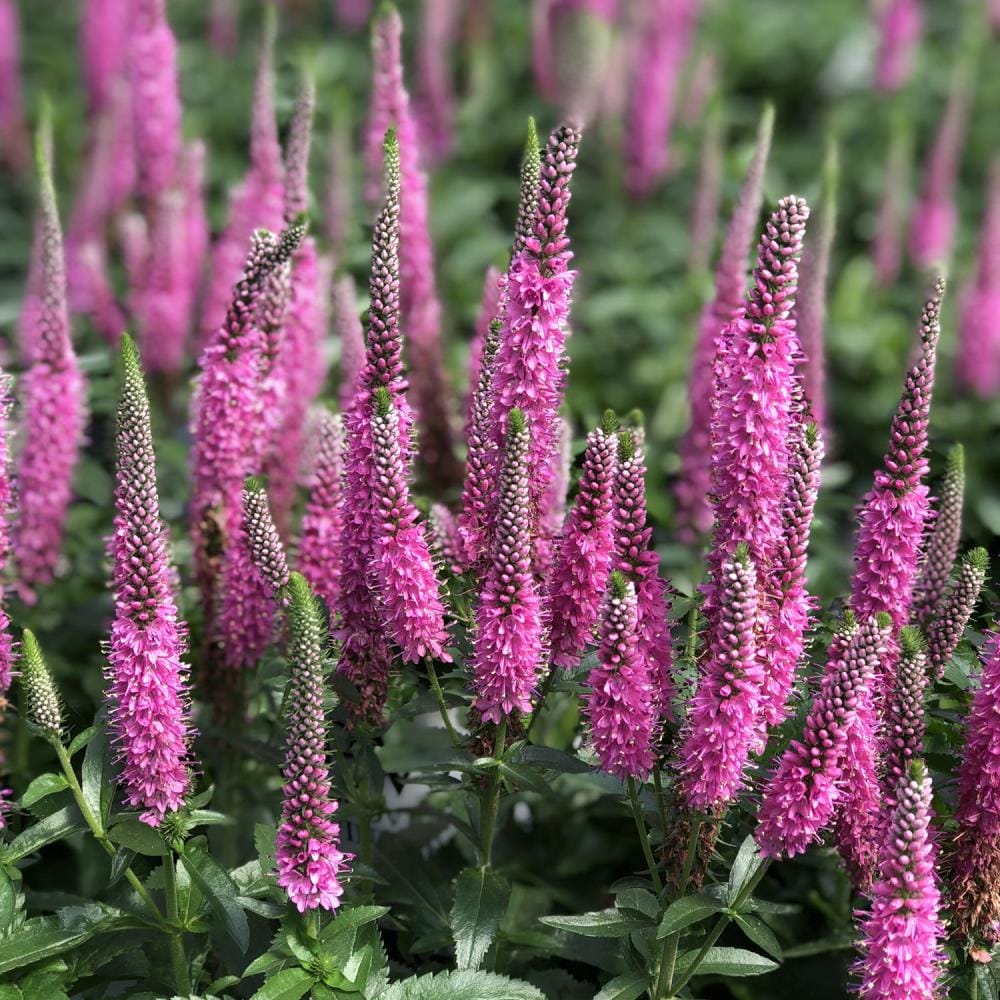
[82,0,128,114]
[586,572,657,782]
[678,544,762,814]
[276,574,351,912]
[536,415,573,578]
[14,129,88,598]
[855,761,944,1000]
[241,478,292,598]
[415,0,460,164]
[429,503,466,576]
[549,418,617,669]
[472,409,544,724]
[924,547,988,680]
[0,1,28,172]
[333,274,365,415]
[873,0,922,94]
[369,387,451,663]
[334,0,372,30]
[882,626,929,815]
[107,337,193,827]
[0,374,14,698]
[872,122,910,288]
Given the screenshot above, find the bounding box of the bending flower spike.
[241,479,291,599]
[107,336,192,826]
[855,761,944,1000]
[18,630,64,740]
[472,409,545,724]
[549,417,618,669]
[276,574,350,912]
[586,571,656,781]
[925,547,988,679]
[678,544,762,814]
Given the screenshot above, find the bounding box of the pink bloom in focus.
[586,572,656,781]
[549,422,617,668]
[107,337,192,827]
[854,761,944,1000]
[472,409,545,723]
[882,627,929,816]
[873,0,922,94]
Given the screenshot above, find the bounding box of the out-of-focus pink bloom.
[0,374,13,697]
[333,274,364,414]
[366,7,458,489]
[14,137,88,599]
[108,336,193,827]
[872,123,910,287]
[472,409,544,723]
[467,267,502,423]
[82,0,129,113]
[873,0,922,94]
[909,76,970,269]
[549,422,617,668]
[0,1,28,172]
[586,572,656,781]
[429,503,466,575]
[688,107,723,275]
[209,0,239,55]
[675,106,773,540]
[757,614,890,859]
[416,0,460,164]
[680,48,717,126]
[624,0,700,198]
[333,0,371,30]
[855,761,944,1000]
[276,574,350,912]
[536,415,572,577]
[128,0,182,200]
[956,162,1000,397]
[325,116,351,261]
[679,545,761,813]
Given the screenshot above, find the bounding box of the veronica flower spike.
[107,336,193,826]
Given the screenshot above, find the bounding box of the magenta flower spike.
[128,0,182,200]
[241,479,292,599]
[952,631,1000,944]
[200,10,285,345]
[850,278,943,694]
[675,105,774,540]
[760,411,824,730]
[678,544,762,814]
[82,0,128,114]
[276,573,350,913]
[536,415,573,578]
[415,0,459,165]
[190,223,305,639]
[325,116,351,261]
[873,0,922,94]
[368,6,458,489]
[0,0,28,172]
[0,374,13,698]
[909,72,970,270]
[14,131,88,599]
[369,388,451,663]
[924,548,988,679]
[956,162,1000,397]
[757,614,891,860]
[429,503,466,576]
[796,141,837,436]
[855,762,944,1000]
[624,0,701,198]
[333,274,365,415]
[472,409,544,723]
[688,105,723,276]
[336,133,407,727]
[882,626,929,814]
[490,122,581,529]
[911,443,964,629]
[107,336,193,827]
[467,266,502,428]
[549,419,617,668]
[614,427,674,720]
[586,571,657,782]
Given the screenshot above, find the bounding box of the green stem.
[479,720,507,867]
[425,659,461,748]
[669,859,772,996]
[52,743,168,929]
[626,777,663,895]
[162,849,192,995]
[652,768,669,843]
[525,669,557,740]
[652,817,702,999]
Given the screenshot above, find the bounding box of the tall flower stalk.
[924,548,988,679]
[107,336,192,827]
[882,626,928,813]
[873,0,922,94]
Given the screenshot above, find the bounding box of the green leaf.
[656,894,723,938]
[540,909,647,939]
[593,971,650,1000]
[242,950,288,978]
[734,913,783,961]
[21,773,69,809]
[1,806,85,862]
[379,970,546,999]
[108,847,135,887]
[450,867,510,970]
[0,867,16,933]
[107,818,166,857]
[188,808,231,828]
[512,745,591,774]
[497,762,550,795]
[249,967,316,1000]
[67,725,100,758]
[319,905,390,942]
[613,888,658,921]
[726,836,763,906]
[81,723,115,827]
[675,945,778,979]
[0,917,97,975]
[180,842,249,952]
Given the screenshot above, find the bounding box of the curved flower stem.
[653,817,702,999]
[479,720,507,866]
[668,859,772,996]
[52,742,168,929]
[161,848,192,995]
[425,658,461,748]
[626,777,663,895]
